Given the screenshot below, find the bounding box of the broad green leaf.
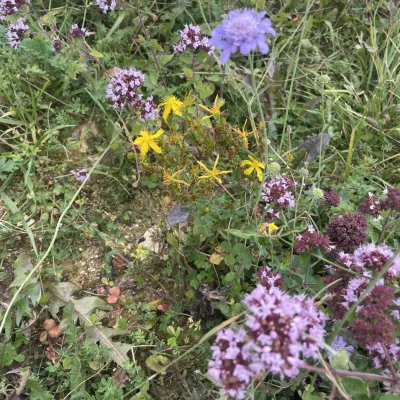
[225,272,236,282]
[341,377,369,396]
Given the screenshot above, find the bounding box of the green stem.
[279,0,314,153]
[248,53,269,155]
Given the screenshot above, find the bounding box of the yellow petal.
[149,141,162,154]
[163,106,171,120]
[241,160,252,167]
[199,104,211,113]
[151,129,164,139]
[218,170,232,174]
[133,137,144,145]
[213,154,220,170]
[172,104,182,116]
[244,166,254,176]
[198,175,211,180]
[140,142,149,157]
[197,160,210,173]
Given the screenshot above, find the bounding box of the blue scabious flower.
[210,8,276,64]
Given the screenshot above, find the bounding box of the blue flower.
[210,8,276,64]
[329,336,354,356]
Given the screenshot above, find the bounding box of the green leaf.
[145,354,169,373]
[225,272,236,282]
[341,377,369,396]
[329,350,350,370]
[0,158,17,179]
[226,229,265,239]
[379,395,400,400]
[160,54,173,65]
[150,39,163,51]
[183,67,193,79]
[20,38,50,60]
[89,49,104,58]
[26,377,53,400]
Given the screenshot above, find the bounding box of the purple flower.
[0,0,29,19]
[294,227,330,254]
[106,68,145,110]
[68,24,89,38]
[210,8,276,64]
[358,195,381,217]
[140,96,159,121]
[351,285,395,347]
[257,266,282,290]
[7,18,28,48]
[327,213,367,253]
[174,24,214,55]
[354,243,400,280]
[329,336,354,356]
[96,0,116,13]
[244,286,326,378]
[70,169,89,183]
[368,341,400,369]
[53,39,62,53]
[262,175,296,209]
[321,190,341,208]
[208,328,254,400]
[382,187,400,211]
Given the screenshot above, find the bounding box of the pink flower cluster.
[382,187,400,211]
[324,243,400,352]
[321,190,341,208]
[294,225,330,254]
[68,24,89,38]
[257,266,282,290]
[368,341,400,369]
[7,17,28,48]
[260,175,296,222]
[174,24,214,55]
[327,213,367,253]
[96,0,116,13]
[106,68,159,121]
[358,194,381,217]
[0,0,29,19]
[208,286,326,398]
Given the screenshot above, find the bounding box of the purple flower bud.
[68,24,89,38]
[70,169,89,183]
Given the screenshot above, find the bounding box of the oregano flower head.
[0,0,29,19]
[7,17,28,48]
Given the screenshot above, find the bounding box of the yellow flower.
[199,95,224,119]
[268,222,279,234]
[197,154,232,184]
[241,155,265,181]
[286,153,293,162]
[133,129,164,157]
[159,96,183,120]
[233,120,253,149]
[163,168,190,186]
